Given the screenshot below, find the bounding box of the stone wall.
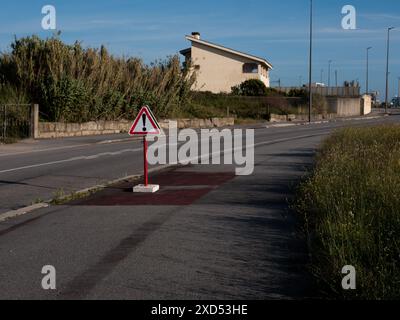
[38,120,131,138]
[37,118,235,139]
[159,118,234,129]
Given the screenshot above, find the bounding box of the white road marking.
[0,148,142,174]
[0,143,94,157]
[0,137,140,157]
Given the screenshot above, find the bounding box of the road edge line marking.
[0,136,141,158]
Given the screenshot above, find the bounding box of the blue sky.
[1,0,399,99]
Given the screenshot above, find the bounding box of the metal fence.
[0,104,32,143]
[276,86,360,97]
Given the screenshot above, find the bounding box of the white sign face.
[129,106,161,135]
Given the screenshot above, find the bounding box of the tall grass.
[0,35,194,122]
[296,125,400,299]
[0,83,29,105]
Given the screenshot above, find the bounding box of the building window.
[194,65,200,70]
[243,63,258,74]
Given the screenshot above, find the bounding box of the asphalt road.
[0,114,399,299]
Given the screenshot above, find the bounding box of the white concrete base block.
[132,184,160,193]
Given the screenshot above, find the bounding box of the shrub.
[312,94,328,115]
[286,88,308,98]
[231,79,275,96]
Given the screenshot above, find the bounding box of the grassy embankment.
[296,125,400,299]
[184,91,305,121]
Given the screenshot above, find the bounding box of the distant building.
[180,32,273,93]
[311,82,326,88]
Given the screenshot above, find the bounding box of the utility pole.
[308,0,313,123]
[335,70,338,87]
[328,60,332,87]
[320,69,323,84]
[398,77,400,97]
[385,27,395,113]
[366,47,372,94]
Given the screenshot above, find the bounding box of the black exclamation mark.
[142,114,147,132]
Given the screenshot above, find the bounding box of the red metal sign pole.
[130,106,159,193]
[143,136,148,186]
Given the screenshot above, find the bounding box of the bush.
[286,88,307,98]
[296,125,400,299]
[231,79,276,96]
[312,94,328,115]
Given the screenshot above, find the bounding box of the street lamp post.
[335,70,338,87]
[366,47,372,94]
[308,0,313,123]
[398,77,400,98]
[385,27,395,113]
[328,60,332,87]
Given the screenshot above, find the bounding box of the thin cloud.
[360,13,400,21]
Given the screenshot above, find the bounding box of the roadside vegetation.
[296,125,400,299]
[0,36,327,124]
[0,35,194,122]
[185,91,302,120]
[231,79,279,96]
[0,84,31,143]
[185,80,328,120]
[0,83,29,105]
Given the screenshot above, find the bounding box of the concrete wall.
[37,118,235,139]
[191,42,270,93]
[30,104,39,139]
[268,97,365,122]
[326,97,362,116]
[361,94,372,115]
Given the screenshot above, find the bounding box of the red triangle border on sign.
[129,106,161,135]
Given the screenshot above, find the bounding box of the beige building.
[180,32,273,93]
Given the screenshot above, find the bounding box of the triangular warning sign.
[129,106,161,135]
